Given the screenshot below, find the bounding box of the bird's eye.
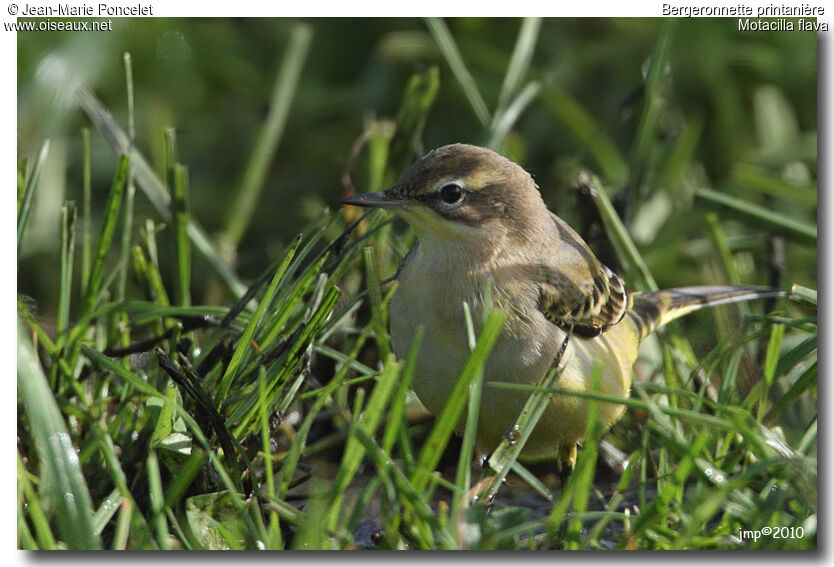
[439,183,464,204]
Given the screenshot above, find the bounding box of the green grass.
[17,18,816,550]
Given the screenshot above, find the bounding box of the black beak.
[341,188,407,209]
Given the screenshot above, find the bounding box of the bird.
[342,143,784,468]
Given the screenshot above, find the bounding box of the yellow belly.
[390,270,640,462]
[478,322,638,461]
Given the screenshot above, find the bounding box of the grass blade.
[452,302,486,517]
[77,89,249,299]
[362,246,392,359]
[327,353,401,531]
[216,236,301,401]
[350,426,456,549]
[274,317,377,502]
[222,23,312,252]
[82,154,129,314]
[81,128,92,294]
[18,319,101,549]
[732,164,817,207]
[55,203,76,351]
[81,346,263,541]
[232,285,341,438]
[17,140,50,256]
[763,362,816,423]
[147,451,169,549]
[18,454,56,550]
[790,284,817,306]
[541,86,628,186]
[388,67,440,172]
[116,51,138,305]
[577,171,657,290]
[628,20,675,193]
[91,422,157,550]
[425,17,490,127]
[383,326,422,454]
[695,187,817,246]
[484,360,562,501]
[704,212,742,285]
[172,163,191,306]
[488,81,540,150]
[495,18,541,116]
[258,368,284,549]
[562,364,604,548]
[412,309,506,493]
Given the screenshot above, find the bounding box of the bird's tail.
[629,285,785,340]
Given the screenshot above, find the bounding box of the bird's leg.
[473,450,490,487]
[476,451,489,468]
[553,327,575,486]
[556,444,578,486]
[552,325,573,372]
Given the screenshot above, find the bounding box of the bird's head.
[342,144,547,243]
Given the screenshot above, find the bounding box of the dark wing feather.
[537,264,632,337]
[535,214,632,338]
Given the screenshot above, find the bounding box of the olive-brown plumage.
[343,143,783,466]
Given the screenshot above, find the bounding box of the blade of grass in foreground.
[363,246,392,359]
[216,236,301,402]
[81,346,265,543]
[231,285,341,438]
[484,362,560,501]
[18,319,101,550]
[452,302,486,519]
[629,432,711,542]
[274,324,374,501]
[146,451,169,549]
[91,422,157,548]
[545,363,604,549]
[116,51,138,310]
[412,309,506,493]
[382,326,423,454]
[758,323,785,420]
[326,353,401,532]
[488,81,540,150]
[351,426,457,549]
[732,163,818,207]
[258,369,283,549]
[790,284,817,306]
[18,453,56,550]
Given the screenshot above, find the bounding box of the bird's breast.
[390,252,476,392]
[390,245,551,417]
[388,241,639,458]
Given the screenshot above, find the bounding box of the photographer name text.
[18,2,152,16]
